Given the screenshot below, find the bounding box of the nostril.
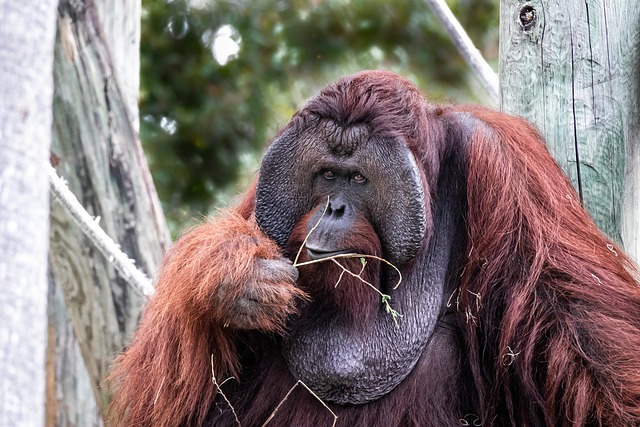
[327,201,346,218]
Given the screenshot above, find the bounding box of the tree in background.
[140,0,499,232]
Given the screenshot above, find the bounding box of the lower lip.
[306,248,352,260]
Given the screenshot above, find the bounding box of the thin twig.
[261,380,338,427]
[153,376,165,406]
[292,197,404,321]
[329,258,402,323]
[211,355,241,426]
[294,196,330,265]
[295,253,403,290]
[502,346,521,367]
[334,267,347,288]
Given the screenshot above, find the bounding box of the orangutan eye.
[351,173,367,184]
[322,170,337,180]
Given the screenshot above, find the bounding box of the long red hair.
[108,72,640,426]
[455,105,640,425]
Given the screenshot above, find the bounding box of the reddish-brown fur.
[109,71,640,426]
[456,106,640,425]
[108,210,307,426]
[285,211,383,323]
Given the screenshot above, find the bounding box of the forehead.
[313,119,371,156]
[295,121,404,173]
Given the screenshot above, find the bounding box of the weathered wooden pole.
[500,0,640,260]
[47,0,170,423]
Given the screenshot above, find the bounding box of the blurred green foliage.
[140,0,498,233]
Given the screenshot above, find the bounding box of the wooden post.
[499,0,640,260]
[47,0,170,423]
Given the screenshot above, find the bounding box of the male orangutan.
[110,71,640,426]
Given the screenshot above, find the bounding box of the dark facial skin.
[305,168,373,260]
[256,120,428,269]
[254,114,465,404]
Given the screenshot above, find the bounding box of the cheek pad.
[256,130,427,268]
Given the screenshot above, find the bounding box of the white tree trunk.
[0,1,58,426]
